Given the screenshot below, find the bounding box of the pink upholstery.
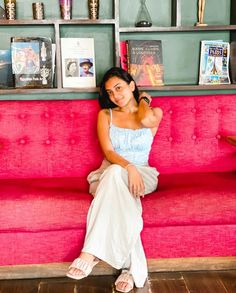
[0,94,235,266]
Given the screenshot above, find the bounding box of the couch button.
[19,139,26,144]
[216,108,221,113]
[192,135,197,140]
[168,110,173,114]
[44,112,50,118]
[216,134,221,140]
[19,114,26,119]
[70,139,76,144]
[168,136,173,142]
[70,113,75,118]
[45,139,51,145]
[192,108,197,113]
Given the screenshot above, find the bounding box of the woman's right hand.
[126,164,145,198]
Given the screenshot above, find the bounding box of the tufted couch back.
[151,94,236,173]
[0,94,235,179]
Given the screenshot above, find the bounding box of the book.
[0,5,5,19]
[199,40,231,85]
[0,49,14,88]
[61,38,96,88]
[230,41,236,84]
[126,40,164,87]
[120,40,128,71]
[11,37,53,88]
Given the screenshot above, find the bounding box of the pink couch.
[0,94,236,267]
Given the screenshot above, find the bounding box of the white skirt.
[82,161,159,287]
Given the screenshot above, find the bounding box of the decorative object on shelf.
[4,0,16,20]
[0,5,6,19]
[61,38,96,88]
[196,0,207,26]
[88,0,99,20]
[126,39,164,87]
[199,40,230,85]
[32,2,45,20]
[135,0,152,27]
[59,0,72,20]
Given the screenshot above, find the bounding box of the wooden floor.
[0,270,235,293]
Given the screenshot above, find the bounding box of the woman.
[67,67,163,292]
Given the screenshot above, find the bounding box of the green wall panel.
[120,0,172,27]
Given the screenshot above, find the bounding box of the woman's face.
[69,62,77,73]
[105,76,135,108]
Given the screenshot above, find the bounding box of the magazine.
[199,40,231,85]
[61,38,96,88]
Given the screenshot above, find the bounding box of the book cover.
[11,37,53,88]
[0,49,14,88]
[120,40,128,71]
[127,40,164,87]
[230,41,236,84]
[199,40,231,85]
[61,38,96,88]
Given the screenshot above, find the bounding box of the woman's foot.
[67,252,99,280]
[115,270,134,293]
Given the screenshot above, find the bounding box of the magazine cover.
[11,37,53,88]
[0,49,14,88]
[61,38,96,88]
[199,40,231,85]
[127,40,164,87]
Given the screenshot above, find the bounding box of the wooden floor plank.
[216,270,236,293]
[0,279,39,293]
[147,272,188,293]
[38,276,117,293]
[0,270,235,293]
[182,271,228,293]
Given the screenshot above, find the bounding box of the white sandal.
[115,270,134,293]
[66,257,99,280]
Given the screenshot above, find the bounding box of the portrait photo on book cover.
[65,59,79,77]
[79,58,94,77]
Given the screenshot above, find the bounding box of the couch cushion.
[0,178,92,232]
[143,172,236,227]
[1,172,235,233]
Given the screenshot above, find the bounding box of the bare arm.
[137,92,163,134]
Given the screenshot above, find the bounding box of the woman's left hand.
[126,164,145,198]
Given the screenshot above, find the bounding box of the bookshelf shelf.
[0,0,236,98]
[119,25,236,33]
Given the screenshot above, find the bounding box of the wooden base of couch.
[0,257,236,280]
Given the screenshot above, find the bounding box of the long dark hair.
[98,67,140,109]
